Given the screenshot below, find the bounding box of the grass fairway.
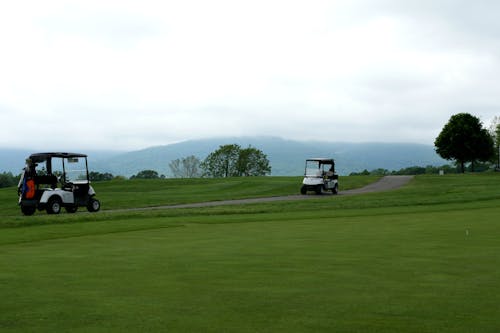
[1,174,500,332]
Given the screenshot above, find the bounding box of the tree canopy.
[130,170,161,179]
[201,144,271,177]
[434,113,494,172]
[236,147,272,176]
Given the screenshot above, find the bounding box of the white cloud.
[1,0,499,150]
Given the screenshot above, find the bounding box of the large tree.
[434,113,494,173]
[201,144,241,178]
[201,144,271,177]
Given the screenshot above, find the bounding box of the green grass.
[1,174,500,332]
[0,175,378,215]
[91,175,378,209]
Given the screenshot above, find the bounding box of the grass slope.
[1,174,499,332]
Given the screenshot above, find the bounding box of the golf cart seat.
[34,175,58,189]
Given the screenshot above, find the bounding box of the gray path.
[114,176,413,212]
[340,175,414,195]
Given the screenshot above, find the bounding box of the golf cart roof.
[29,152,87,162]
[306,158,335,164]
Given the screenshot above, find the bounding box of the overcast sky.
[1,0,499,151]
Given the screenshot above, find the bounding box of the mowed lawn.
[0,174,499,332]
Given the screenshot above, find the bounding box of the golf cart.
[18,152,101,215]
[300,158,339,195]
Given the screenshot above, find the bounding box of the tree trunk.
[460,161,465,173]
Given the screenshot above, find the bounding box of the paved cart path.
[113,176,414,212]
[340,175,414,195]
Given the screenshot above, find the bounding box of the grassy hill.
[1,174,499,332]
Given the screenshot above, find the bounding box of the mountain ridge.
[1,137,446,176]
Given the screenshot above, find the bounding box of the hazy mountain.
[0,137,446,177]
[90,137,446,176]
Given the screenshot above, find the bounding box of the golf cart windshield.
[64,157,88,183]
[305,160,323,177]
[305,159,335,177]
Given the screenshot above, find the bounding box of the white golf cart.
[18,152,101,215]
[300,158,339,195]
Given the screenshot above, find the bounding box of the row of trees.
[89,172,114,181]
[350,164,470,176]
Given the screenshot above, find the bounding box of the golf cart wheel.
[46,197,62,214]
[300,185,307,195]
[332,184,338,195]
[315,185,322,195]
[87,198,101,212]
[65,206,78,214]
[21,205,36,216]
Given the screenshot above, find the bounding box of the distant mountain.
[0,149,33,174]
[90,137,446,177]
[0,137,446,177]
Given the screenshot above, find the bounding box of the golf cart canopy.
[306,158,335,165]
[26,152,90,183]
[29,152,88,163]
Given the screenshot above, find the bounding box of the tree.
[201,144,241,178]
[0,172,17,188]
[488,116,500,169]
[169,155,201,178]
[496,123,500,169]
[236,147,271,176]
[201,144,271,177]
[169,159,181,177]
[130,170,160,179]
[434,113,494,173]
[89,171,114,181]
